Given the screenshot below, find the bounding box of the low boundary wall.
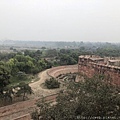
[0,93,58,120]
[47,65,78,78]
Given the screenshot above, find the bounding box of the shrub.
[45,78,60,89]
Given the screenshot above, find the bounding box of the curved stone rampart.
[47,65,78,78]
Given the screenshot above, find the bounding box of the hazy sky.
[0,0,120,42]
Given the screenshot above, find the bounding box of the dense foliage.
[0,51,50,105]
[7,54,50,75]
[31,74,120,120]
[45,78,60,89]
[0,63,10,94]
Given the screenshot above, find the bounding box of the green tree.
[16,82,33,101]
[2,87,14,105]
[0,65,10,94]
[32,74,120,120]
[45,78,60,89]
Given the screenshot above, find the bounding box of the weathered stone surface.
[78,55,120,85]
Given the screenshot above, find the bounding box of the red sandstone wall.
[78,65,95,78]
[78,59,120,86]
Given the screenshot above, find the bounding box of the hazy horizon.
[0,0,120,43]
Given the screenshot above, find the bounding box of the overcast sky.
[0,0,120,42]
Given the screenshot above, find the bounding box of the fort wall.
[78,55,120,85]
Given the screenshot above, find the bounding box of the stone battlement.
[78,55,120,85]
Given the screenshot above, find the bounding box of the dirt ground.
[29,69,60,98]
